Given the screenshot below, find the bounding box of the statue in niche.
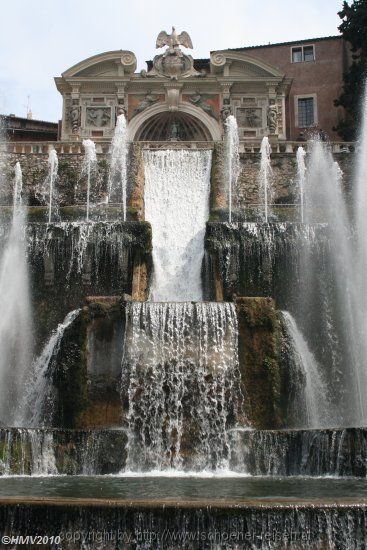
[70,105,80,134]
[167,121,181,141]
[132,91,159,117]
[156,27,193,57]
[189,92,215,118]
[267,104,278,134]
[220,105,232,124]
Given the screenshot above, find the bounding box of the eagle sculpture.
[156,27,193,52]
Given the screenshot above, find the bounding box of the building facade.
[54,31,349,143]
[1,114,58,142]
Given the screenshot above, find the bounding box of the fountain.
[144,149,211,301]
[0,163,33,426]
[296,145,306,222]
[224,115,240,223]
[36,149,59,223]
[2,83,367,548]
[108,113,128,219]
[82,139,97,222]
[18,309,81,427]
[123,301,242,472]
[259,136,273,222]
[351,80,367,425]
[303,139,364,424]
[281,310,331,428]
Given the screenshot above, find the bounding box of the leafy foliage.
[335,1,367,140]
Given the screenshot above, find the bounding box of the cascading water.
[224,115,240,223]
[108,113,128,219]
[259,136,273,222]
[36,149,58,223]
[296,146,306,222]
[144,149,211,301]
[281,310,331,428]
[0,163,33,426]
[122,301,243,472]
[82,139,97,222]
[17,309,80,427]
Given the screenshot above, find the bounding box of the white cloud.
[0,0,343,121]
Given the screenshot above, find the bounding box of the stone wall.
[0,149,355,216]
[234,152,355,211]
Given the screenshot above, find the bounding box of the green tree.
[334,0,367,140]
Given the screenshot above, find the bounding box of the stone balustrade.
[0,140,356,155]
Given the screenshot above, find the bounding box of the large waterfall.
[122,301,242,472]
[144,149,211,301]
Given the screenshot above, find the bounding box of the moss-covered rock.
[235,296,286,429]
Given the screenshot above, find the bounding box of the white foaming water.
[82,139,97,222]
[224,115,240,223]
[0,429,57,476]
[305,139,364,424]
[36,149,59,223]
[122,302,242,472]
[281,311,331,428]
[259,137,273,222]
[17,309,81,427]
[29,431,57,476]
[296,146,306,222]
[144,149,211,301]
[108,113,128,219]
[0,163,33,426]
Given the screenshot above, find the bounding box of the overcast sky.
[0,0,344,122]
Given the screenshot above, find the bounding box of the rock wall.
[0,149,355,216]
[46,296,290,431]
[235,297,290,429]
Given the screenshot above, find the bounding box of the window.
[298,98,314,127]
[291,45,315,62]
[292,47,302,63]
[303,46,315,62]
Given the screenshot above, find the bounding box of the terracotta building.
[54,32,350,143]
[230,35,350,141]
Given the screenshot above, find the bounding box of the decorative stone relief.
[70,105,81,134]
[267,104,278,134]
[220,105,232,124]
[242,98,257,106]
[131,92,160,118]
[145,27,199,79]
[236,107,262,128]
[86,107,111,127]
[188,92,215,118]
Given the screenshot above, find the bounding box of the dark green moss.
[235,297,286,429]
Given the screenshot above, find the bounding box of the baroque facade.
[55,28,291,143]
[55,30,347,143]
